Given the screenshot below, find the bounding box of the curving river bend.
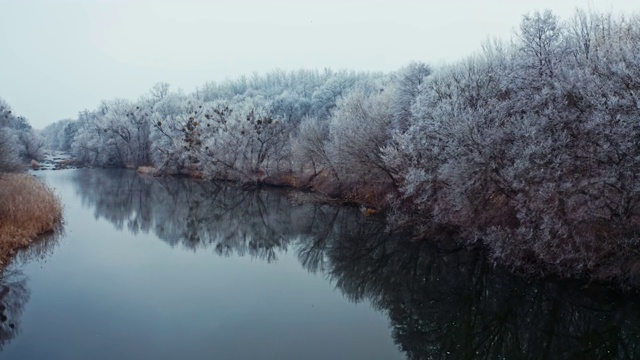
[1,169,639,359]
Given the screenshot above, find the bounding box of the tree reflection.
[314,219,640,359]
[0,230,60,351]
[72,169,640,359]
[72,169,345,262]
[0,266,28,351]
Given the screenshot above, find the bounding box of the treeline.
[43,10,640,284]
[0,99,45,172]
[41,69,390,192]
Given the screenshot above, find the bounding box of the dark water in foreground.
[1,169,640,359]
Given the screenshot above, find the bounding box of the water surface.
[1,169,639,359]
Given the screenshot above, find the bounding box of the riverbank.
[0,173,63,267]
[122,164,640,289]
[42,157,638,289]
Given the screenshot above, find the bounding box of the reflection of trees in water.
[0,231,59,351]
[309,220,640,359]
[13,231,61,265]
[72,169,640,359]
[72,169,348,262]
[0,267,28,351]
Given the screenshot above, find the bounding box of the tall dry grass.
[0,173,62,267]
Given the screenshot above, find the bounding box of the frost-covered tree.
[60,121,78,151]
[0,100,17,173]
[0,98,42,167]
[42,119,78,151]
[16,129,44,160]
[391,62,431,133]
[150,94,207,174]
[149,82,170,103]
[518,10,566,79]
[198,98,291,182]
[42,119,71,151]
[70,98,153,167]
[291,116,337,186]
[72,109,107,165]
[383,10,640,283]
[327,85,397,200]
[383,52,509,229]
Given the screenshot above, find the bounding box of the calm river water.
[1,169,639,359]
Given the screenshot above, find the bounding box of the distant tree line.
[42,10,640,284]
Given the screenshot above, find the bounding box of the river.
[1,169,639,359]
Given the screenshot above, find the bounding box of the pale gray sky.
[1,0,637,128]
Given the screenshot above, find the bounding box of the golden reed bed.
[0,173,62,267]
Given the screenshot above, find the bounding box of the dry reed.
[0,173,62,267]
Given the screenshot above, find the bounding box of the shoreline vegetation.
[1,8,636,288]
[0,173,63,268]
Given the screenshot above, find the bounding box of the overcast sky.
[1,0,637,129]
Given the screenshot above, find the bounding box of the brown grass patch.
[0,173,63,267]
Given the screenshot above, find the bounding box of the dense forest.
[35,10,640,285]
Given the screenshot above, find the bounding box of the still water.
[1,169,639,359]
